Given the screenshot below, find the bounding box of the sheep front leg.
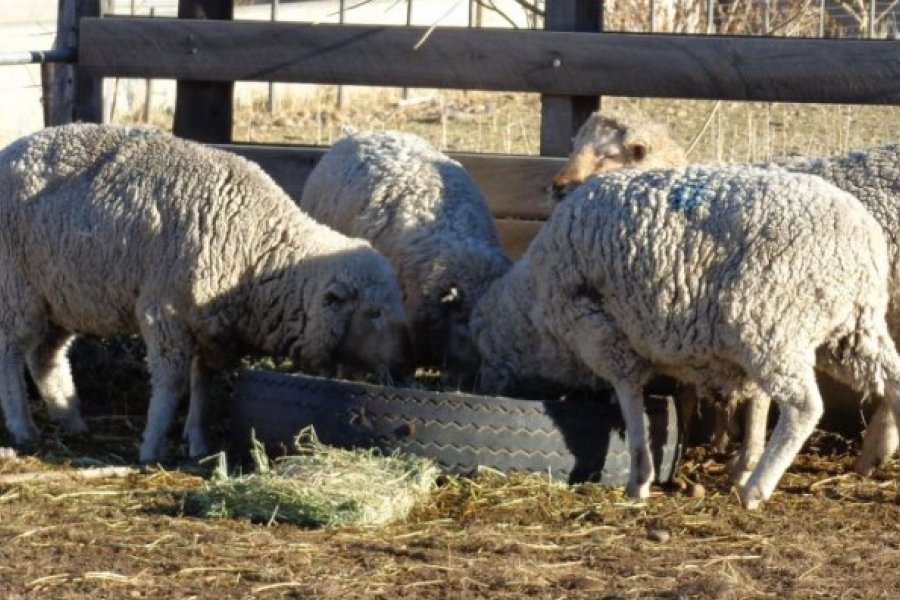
[739,359,822,510]
[0,340,40,448]
[138,306,192,464]
[26,325,87,435]
[183,356,212,459]
[563,307,654,498]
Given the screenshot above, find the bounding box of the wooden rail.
[222,144,561,221]
[79,18,900,104]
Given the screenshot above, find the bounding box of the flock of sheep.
[0,110,898,510]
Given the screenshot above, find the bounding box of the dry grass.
[185,429,438,528]
[1,439,899,598]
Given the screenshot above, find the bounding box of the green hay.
[186,428,439,528]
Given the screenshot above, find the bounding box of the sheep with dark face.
[300,129,511,383]
[0,123,411,462]
[473,164,900,509]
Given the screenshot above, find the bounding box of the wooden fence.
[46,0,900,256]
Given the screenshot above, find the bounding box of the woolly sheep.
[0,123,411,463]
[549,107,686,200]
[552,111,900,479]
[300,129,511,381]
[472,164,900,509]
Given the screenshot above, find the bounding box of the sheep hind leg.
[739,357,822,510]
[138,308,192,464]
[728,388,771,487]
[183,357,212,459]
[25,324,87,435]
[854,402,898,476]
[0,339,40,449]
[815,342,899,476]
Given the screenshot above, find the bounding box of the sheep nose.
[548,181,568,202]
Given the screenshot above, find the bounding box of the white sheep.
[473,164,900,509]
[553,111,900,478]
[550,107,686,200]
[0,123,411,463]
[300,129,511,381]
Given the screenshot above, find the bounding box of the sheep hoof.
[738,484,764,510]
[852,456,877,477]
[11,424,41,452]
[60,416,89,436]
[188,438,213,460]
[625,480,651,499]
[138,443,169,466]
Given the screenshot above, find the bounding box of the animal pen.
[30,0,900,476]
[44,0,900,258]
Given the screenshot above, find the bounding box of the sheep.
[0,123,411,463]
[472,164,900,509]
[551,110,900,478]
[549,107,686,201]
[299,129,511,382]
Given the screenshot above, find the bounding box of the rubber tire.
[229,369,684,485]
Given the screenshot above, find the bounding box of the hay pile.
[186,428,439,527]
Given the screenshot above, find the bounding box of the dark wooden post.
[43,0,104,126]
[539,1,601,157]
[173,0,234,143]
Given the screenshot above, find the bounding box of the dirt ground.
[12,94,899,598]
[1,427,899,599]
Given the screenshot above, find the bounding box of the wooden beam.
[540,0,600,157]
[173,1,233,143]
[44,0,104,126]
[218,144,561,221]
[79,19,900,105]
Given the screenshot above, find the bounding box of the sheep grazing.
[552,110,900,478]
[0,123,411,463]
[549,107,686,201]
[300,129,511,382]
[473,164,900,509]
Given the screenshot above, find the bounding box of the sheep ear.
[324,281,354,306]
[441,286,462,306]
[628,139,650,162]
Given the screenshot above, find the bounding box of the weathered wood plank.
[219,144,561,221]
[79,19,900,104]
[496,218,544,259]
[540,0,600,156]
[173,1,233,143]
[44,0,103,126]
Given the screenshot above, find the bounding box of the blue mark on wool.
[667,172,714,212]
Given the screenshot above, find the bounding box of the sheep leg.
[25,324,87,435]
[815,345,899,475]
[564,309,654,498]
[0,340,40,448]
[728,391,771,487]
[138,307,192,464]
[183,356,212,459]
[855,402,898,476]
[739,359,822,510]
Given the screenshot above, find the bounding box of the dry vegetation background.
[3,1,900,598]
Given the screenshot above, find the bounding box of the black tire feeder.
[229,369,685,486]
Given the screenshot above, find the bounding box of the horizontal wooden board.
[496,218,544,259]
[219,144,561,221]
[81,18,900,104]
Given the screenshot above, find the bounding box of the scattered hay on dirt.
[185,428,439,527]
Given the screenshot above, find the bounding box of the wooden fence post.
[539,1,601,157]
[173,0,234,143]
[43,0,104,126]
